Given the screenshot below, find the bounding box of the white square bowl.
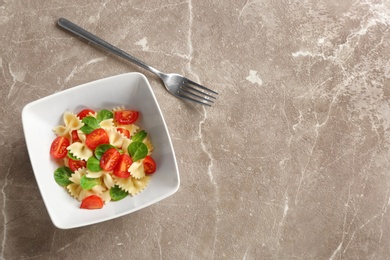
[22,72,180,229]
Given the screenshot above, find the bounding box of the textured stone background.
[1,0,390,259]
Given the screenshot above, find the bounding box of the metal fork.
[57,18,218,106]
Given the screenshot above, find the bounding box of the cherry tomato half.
[114,110,139,125]
[100,148,120,171]
[80,195,103,209]
[117,127,130,138]
[85,128,109,150]
[50,136,70,159]
[68,158,86,172]
[113,154,132,178]
[144,156,156,174]
[71,130,80,143]
[77,108,95,119]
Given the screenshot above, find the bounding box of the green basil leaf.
[54,166,73,186]
[97,109,113,122]
[80,116,100,134]
[80,175,100,190]
[95,144,115,160]
[110,185,128,201]
[132,130,147,142]
[128,141,148,162]
[87,156,102,172]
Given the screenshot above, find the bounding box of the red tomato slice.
[100,148,120,171]
[114,110,139,125]
[80,195,104,209]
[144,156,156,174]
[113,154,132,178]
[71,130,80,143]
[85,128,109,150]
[50,136,70,159]
[68,158,86,172]
[77,108,95,119]
[117,128,130,138]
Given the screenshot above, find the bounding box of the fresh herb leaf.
[132,130,147,142]
[87,156,102,172]
[127,141,148,161]
[54,166,73,186]
[110,185,128,201]
[80,175,100,190]
[97,109,113,122]
[80,116,100,134]
[95,144,115,160]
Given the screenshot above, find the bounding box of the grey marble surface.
[2,0,390,259]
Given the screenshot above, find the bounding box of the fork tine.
[185,79,219,95]
[177,91,213,106]
[179,88,215,104]
[181,84,217,99]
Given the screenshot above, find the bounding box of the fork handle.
[57,18,161,76]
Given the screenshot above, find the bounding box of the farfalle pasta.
[53,112,83,138]
[100,118,115,130]
[128,160,145,179]
[106,128,127,148]
[113,175,151,196]
[50,107,157,210]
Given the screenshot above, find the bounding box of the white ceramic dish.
[22,72,180,229]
